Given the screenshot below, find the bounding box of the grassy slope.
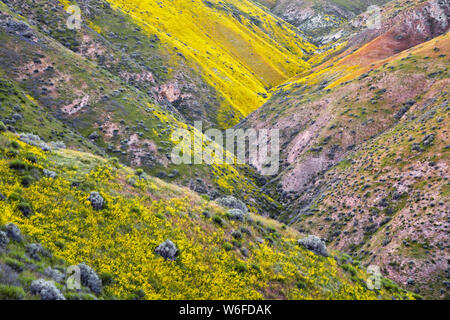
[105,0,316,127]
[0,0,281,216]
[0,131,416,300]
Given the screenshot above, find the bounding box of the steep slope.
[0,0,281,216]
[0,132,416,299]
[104,0,316,127]
[0,0,447,301]
[240,0,449,298]
[254,0,392,41]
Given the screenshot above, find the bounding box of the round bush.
[30,279,65,300]
[5,223,22,242]
[87,192,104,211]
[213,215,224,226]
[298,235,329,257]
[216,196,248,213]
[155,240,178,261]
[223,242,233,251]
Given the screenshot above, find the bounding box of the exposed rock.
[422,134,435,147]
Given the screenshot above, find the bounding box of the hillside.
[0,132,417,299]
[240,0,449,298]
[254,0,392,41]
[0,0,448,301]
[0,0,282,217]
[73,0,316,128]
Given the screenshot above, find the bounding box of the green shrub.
[342,263,357,276]
[223,242,233,251]
[21,175,34,187]
[126,289,146,300]
[135,289,146,300]
[200,194,210,201]
[18,273,36,288]
[9,248,26,260]
[264,236,274,244]
[6,149,19,158]
[234,262,248,273]
[65,292,97,300]
[127,178,137,187]
[251,263,261,273]
[381,278,401,292]
[131,206,141,214]
[0,284,25,300]
[266,226,277,234]
[296,278,308,290]
[0,122,6,132]
[108,157,119,167]
[412,293,423,300]
[100,272,114,286]
[64,292,83,300]
[231,239,241,248]
[213,215,224,227]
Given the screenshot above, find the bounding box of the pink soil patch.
[158,82,181,102]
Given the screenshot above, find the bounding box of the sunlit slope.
[0,0,279,216]
[0,132,415,300]
[106,0,315,124]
